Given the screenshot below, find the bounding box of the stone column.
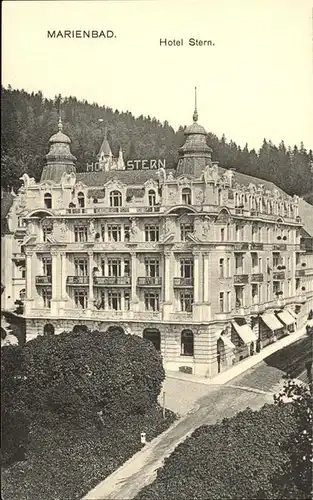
[88,251,94,308]
[60,252,67,300]
[162,250,173,320]
[130,252,139,312]
[25,251,33,300]
[203,252,210,302]
[193,251,201,303]
[50,251,62,316]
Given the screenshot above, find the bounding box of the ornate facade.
[2,106,313,374]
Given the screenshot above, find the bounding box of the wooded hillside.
[1,86,312,201]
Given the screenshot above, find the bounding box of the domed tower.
[177,88,213,178]
[40,117,76,182]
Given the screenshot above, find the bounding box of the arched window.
[181,329,194,356]
[110,190,122,207]
[43,323,55,336]
[77,192,85,208]
[182,188,191,205]
[148,190,156,206]
[44,193,52,209]
[217,189,222,205]
[143,328,161,351]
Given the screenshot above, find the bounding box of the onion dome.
[40,118,76,183]
[177,88,213,178]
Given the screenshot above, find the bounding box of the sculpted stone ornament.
[156,167,166,184]
[201,216,211,239]
[167,172,174,181]
[61,171,76,188]
[168,191,176,203]
[196,190,204,205]
[88,220,96,241]
[53,220,67,241]
[19,173,36,190]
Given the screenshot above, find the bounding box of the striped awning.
[261,313,284,331]
[231,322,257,344]
[217,334,236,350]
[277,310,295,327]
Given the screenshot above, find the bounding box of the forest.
[1,86,312,204]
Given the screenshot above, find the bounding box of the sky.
[2,0,313,151]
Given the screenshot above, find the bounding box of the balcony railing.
[273,271,285,280]
[67,276,89,285]
[173,277,194,287]
[250,242,264,250]
[251,273,263,282]
[295,269,305,277]
[136,206,161,213]
[35,275,52,285]
[273,244,287,251]
[234,243,249,251]
[94,276,131,286]
[137,277,162,286]
[234,274,249,284]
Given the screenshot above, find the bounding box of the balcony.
[273,244,287,251]
[233,242,249,251]
[137,277,162,286]
[67,276,89,285]
[273,271,285,280]
[136,206,161,213]
[234,274,249,284]
[94,276,131,286]
[250,242,263,250]
[251,273,263,282]
[295,269,305,277]
[173,277,194,287]
[35,275,52,285]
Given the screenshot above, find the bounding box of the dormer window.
[110,190,122,207]
[182,188,191,205]
[77,192,85,208]
[44,193,52,209]
[148,190,156,206]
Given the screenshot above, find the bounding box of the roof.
[185,122,207,135]
[98,137,112,157]
[76,169,161,186]
[126,187,145,200]
[219,166,287,197]
[49,130,71,145]
[298,199,313,236]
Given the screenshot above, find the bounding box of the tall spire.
[58,94,63,132]
[193,86,198,122]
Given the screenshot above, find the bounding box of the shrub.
[19,328,165,424]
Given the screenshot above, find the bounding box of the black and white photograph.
[1,0,313,499]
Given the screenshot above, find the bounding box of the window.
[44,193,52,209]
[267,227,271,243]
[77,192,85,208]
[74,225,88,243]
[145,258,159,277]
[21,268,26,279]
[108,224,122,242]
[74,289,88,309]
[252,225,257,242]
[124,225,130,242]
[182,188,191,205]
[74,257,88,276]
[273,281,280,295]
[180,258,193,278]
[110,190,122,207]
[219,292,224,312]
[252,284,259,304]
[95,291,105,310]
[144,291,160,311]
[108,290,122,310]
[124,259,130,276]
[220,228,225,241]
[42,256,52,276]
[43,224,53,242]
[235,287,243,307]
[226,291,231,311]
[180,223,194,241]
[251,252,258,272]
[217,189,222,205]
[148,190,156,206]
[273,252,280,268]
[219,258,224,278]
[258,257,262,273]
[227,258,231,277]
[296,253,300,265]
[180,291,193,312]
[235,254,243,273]
[42,288,52,308]
[108,258,121,277]
[181,330,194,356]
[125,291,130,311]
[145,225,159,242]
[235,224,242,242]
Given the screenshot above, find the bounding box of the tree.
[18,328,165,424]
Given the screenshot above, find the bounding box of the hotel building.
[1,106,313,375]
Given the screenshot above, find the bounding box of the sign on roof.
[85,159,166,172]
